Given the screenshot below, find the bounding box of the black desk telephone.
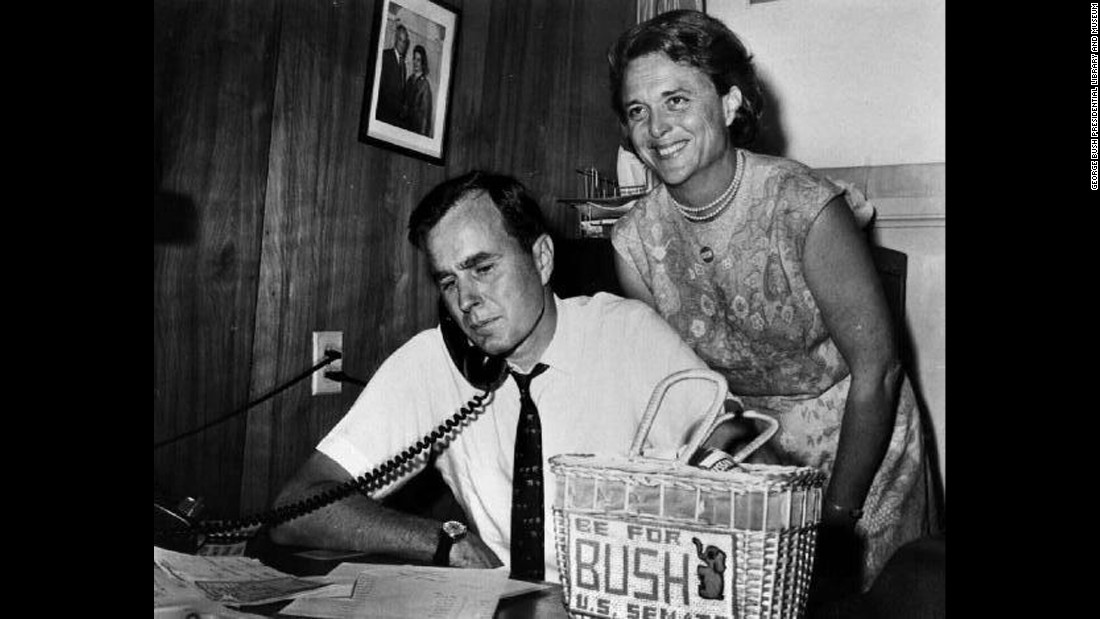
[155,301,507,552]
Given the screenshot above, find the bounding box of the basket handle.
[694,409,781,465]
[628,368,728,460]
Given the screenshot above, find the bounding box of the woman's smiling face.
[621,52,738,190]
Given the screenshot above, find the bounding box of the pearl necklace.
[669,149,745,223]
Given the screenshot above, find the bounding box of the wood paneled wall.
[154,0,633,518]
[153,0,280,516]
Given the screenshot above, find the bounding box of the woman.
[607,10,927,598]
[402,45,434,137]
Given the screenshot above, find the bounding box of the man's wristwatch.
[433,520,468,567]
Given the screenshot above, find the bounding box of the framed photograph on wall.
[358,0,459,165]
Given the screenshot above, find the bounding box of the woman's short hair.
[607,9,764,147]
[413,44,429,77]
[408,170,547,251]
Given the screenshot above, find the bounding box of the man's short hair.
[407,171,548,251]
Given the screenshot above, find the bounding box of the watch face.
[442,520,467,540]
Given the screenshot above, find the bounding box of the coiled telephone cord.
[156,390,492,543]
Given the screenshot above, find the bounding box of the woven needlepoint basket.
[550,369,827,619]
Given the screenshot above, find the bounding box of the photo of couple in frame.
[359,0,459,165]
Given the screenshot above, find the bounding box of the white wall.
[710,0,945,168]
[874,220,945,490]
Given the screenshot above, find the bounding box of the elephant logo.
[692,537,727,600]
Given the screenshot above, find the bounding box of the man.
[270,171,715,583]
[376,23,409,127]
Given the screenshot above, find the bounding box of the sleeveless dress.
[611,150,927,589]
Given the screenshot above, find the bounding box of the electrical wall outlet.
[311,331,343,395]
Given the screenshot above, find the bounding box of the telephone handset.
[154,301,506,551]
[438,298,508,391]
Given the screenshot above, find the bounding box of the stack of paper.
[153,546,335,616]
[281,563,551,619]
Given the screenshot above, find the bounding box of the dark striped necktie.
[510,363,549,581]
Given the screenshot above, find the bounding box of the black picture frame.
[358,0,459,165]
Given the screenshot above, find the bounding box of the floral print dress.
[611,150,927,589]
